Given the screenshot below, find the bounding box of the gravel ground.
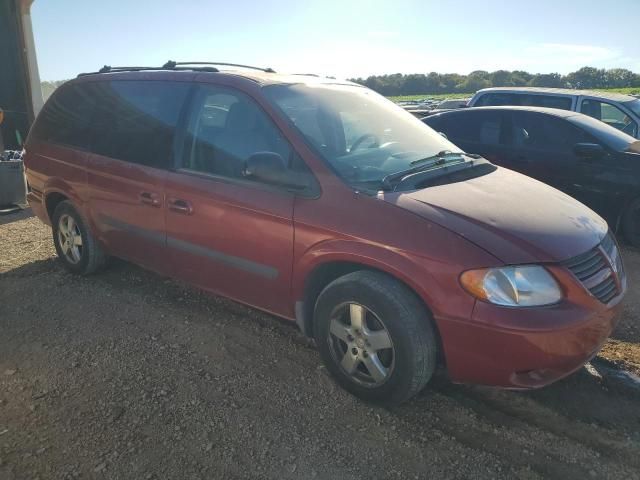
[1,209,639,480]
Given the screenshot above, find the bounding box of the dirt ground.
[1,209,639,480]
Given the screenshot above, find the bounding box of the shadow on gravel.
[6,255,638,437]
[0,257,58,278]
[2,253,640,479]
[396,374,640,479]
[0,207,33,226]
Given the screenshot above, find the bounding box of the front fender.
[293,238,463,319]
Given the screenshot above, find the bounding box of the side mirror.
[438,131,448,140]
[244,152,309,190]
[574,143,605,159]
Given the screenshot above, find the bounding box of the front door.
[164,83,307,316]
[86,79,189,271]
[502,111,625,220]
[498,111,589,188]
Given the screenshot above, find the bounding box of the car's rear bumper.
[436,267,625,389]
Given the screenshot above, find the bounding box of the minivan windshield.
[264,83,471,191]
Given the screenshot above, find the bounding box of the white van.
[468,87,640,138]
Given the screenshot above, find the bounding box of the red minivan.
[24,63,626,404]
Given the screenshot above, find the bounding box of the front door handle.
[168,198,193,215]
[139,191,161,207]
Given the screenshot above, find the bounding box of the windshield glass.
[263,83,465,190]
[568,114,636,152]
[625,99,640,117]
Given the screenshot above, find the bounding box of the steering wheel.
[350,134,380,152]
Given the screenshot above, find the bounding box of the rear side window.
[437,111,505,145]
[90,80,189,168]
[475,93,519,107]
[476,93,572,110]
[30,83,97,149]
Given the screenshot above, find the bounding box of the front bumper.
[436,265,625,389]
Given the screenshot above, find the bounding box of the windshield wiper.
[382,151,477,189]
[409,150,457,165]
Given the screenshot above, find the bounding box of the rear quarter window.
[30,83,97,149]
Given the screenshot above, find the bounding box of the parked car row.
[424,105,640,245]
[400,97,470,118]
[24,64,626,405]
[468,87,640,139]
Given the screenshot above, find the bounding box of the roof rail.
[163,61,276,73]
[77,61,276,78]
[77,64,219,77]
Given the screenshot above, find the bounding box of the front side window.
[181,85,304,183]
[264,83,467,191]
[90,80,189,168]
[510,112,592,152]
[581,99,638,137]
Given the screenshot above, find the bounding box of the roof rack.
[292,73,337,80]
[77,61,276,77]
[162,61,276,73]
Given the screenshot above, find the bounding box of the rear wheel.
[314,271,437,405]
[52,201,107,275]
[622,197,640,247]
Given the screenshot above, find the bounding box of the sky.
[32,0,640,81]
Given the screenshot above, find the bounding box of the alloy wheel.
[57,214,83,264]
[327,303,395,387]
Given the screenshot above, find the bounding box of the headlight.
[460,265,562,307]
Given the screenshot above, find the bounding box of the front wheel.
[314,271,438,405]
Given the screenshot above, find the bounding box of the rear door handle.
[168,198,193,215]
[139,191,161,207]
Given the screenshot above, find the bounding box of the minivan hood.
[384,167,607,264]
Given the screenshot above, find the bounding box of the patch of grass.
[598,87,640,95]
[389,88,640,103]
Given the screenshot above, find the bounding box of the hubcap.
[57,214,83,264]
[327,303,395,387]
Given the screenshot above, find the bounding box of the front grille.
[562,233,622,304]
[589,275,618,304]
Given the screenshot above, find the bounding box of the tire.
[52,200,107,275]
[622,197,640,248]
[314,270,437,405]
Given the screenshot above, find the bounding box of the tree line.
[40,80,68,101]
[349,67,640,96]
